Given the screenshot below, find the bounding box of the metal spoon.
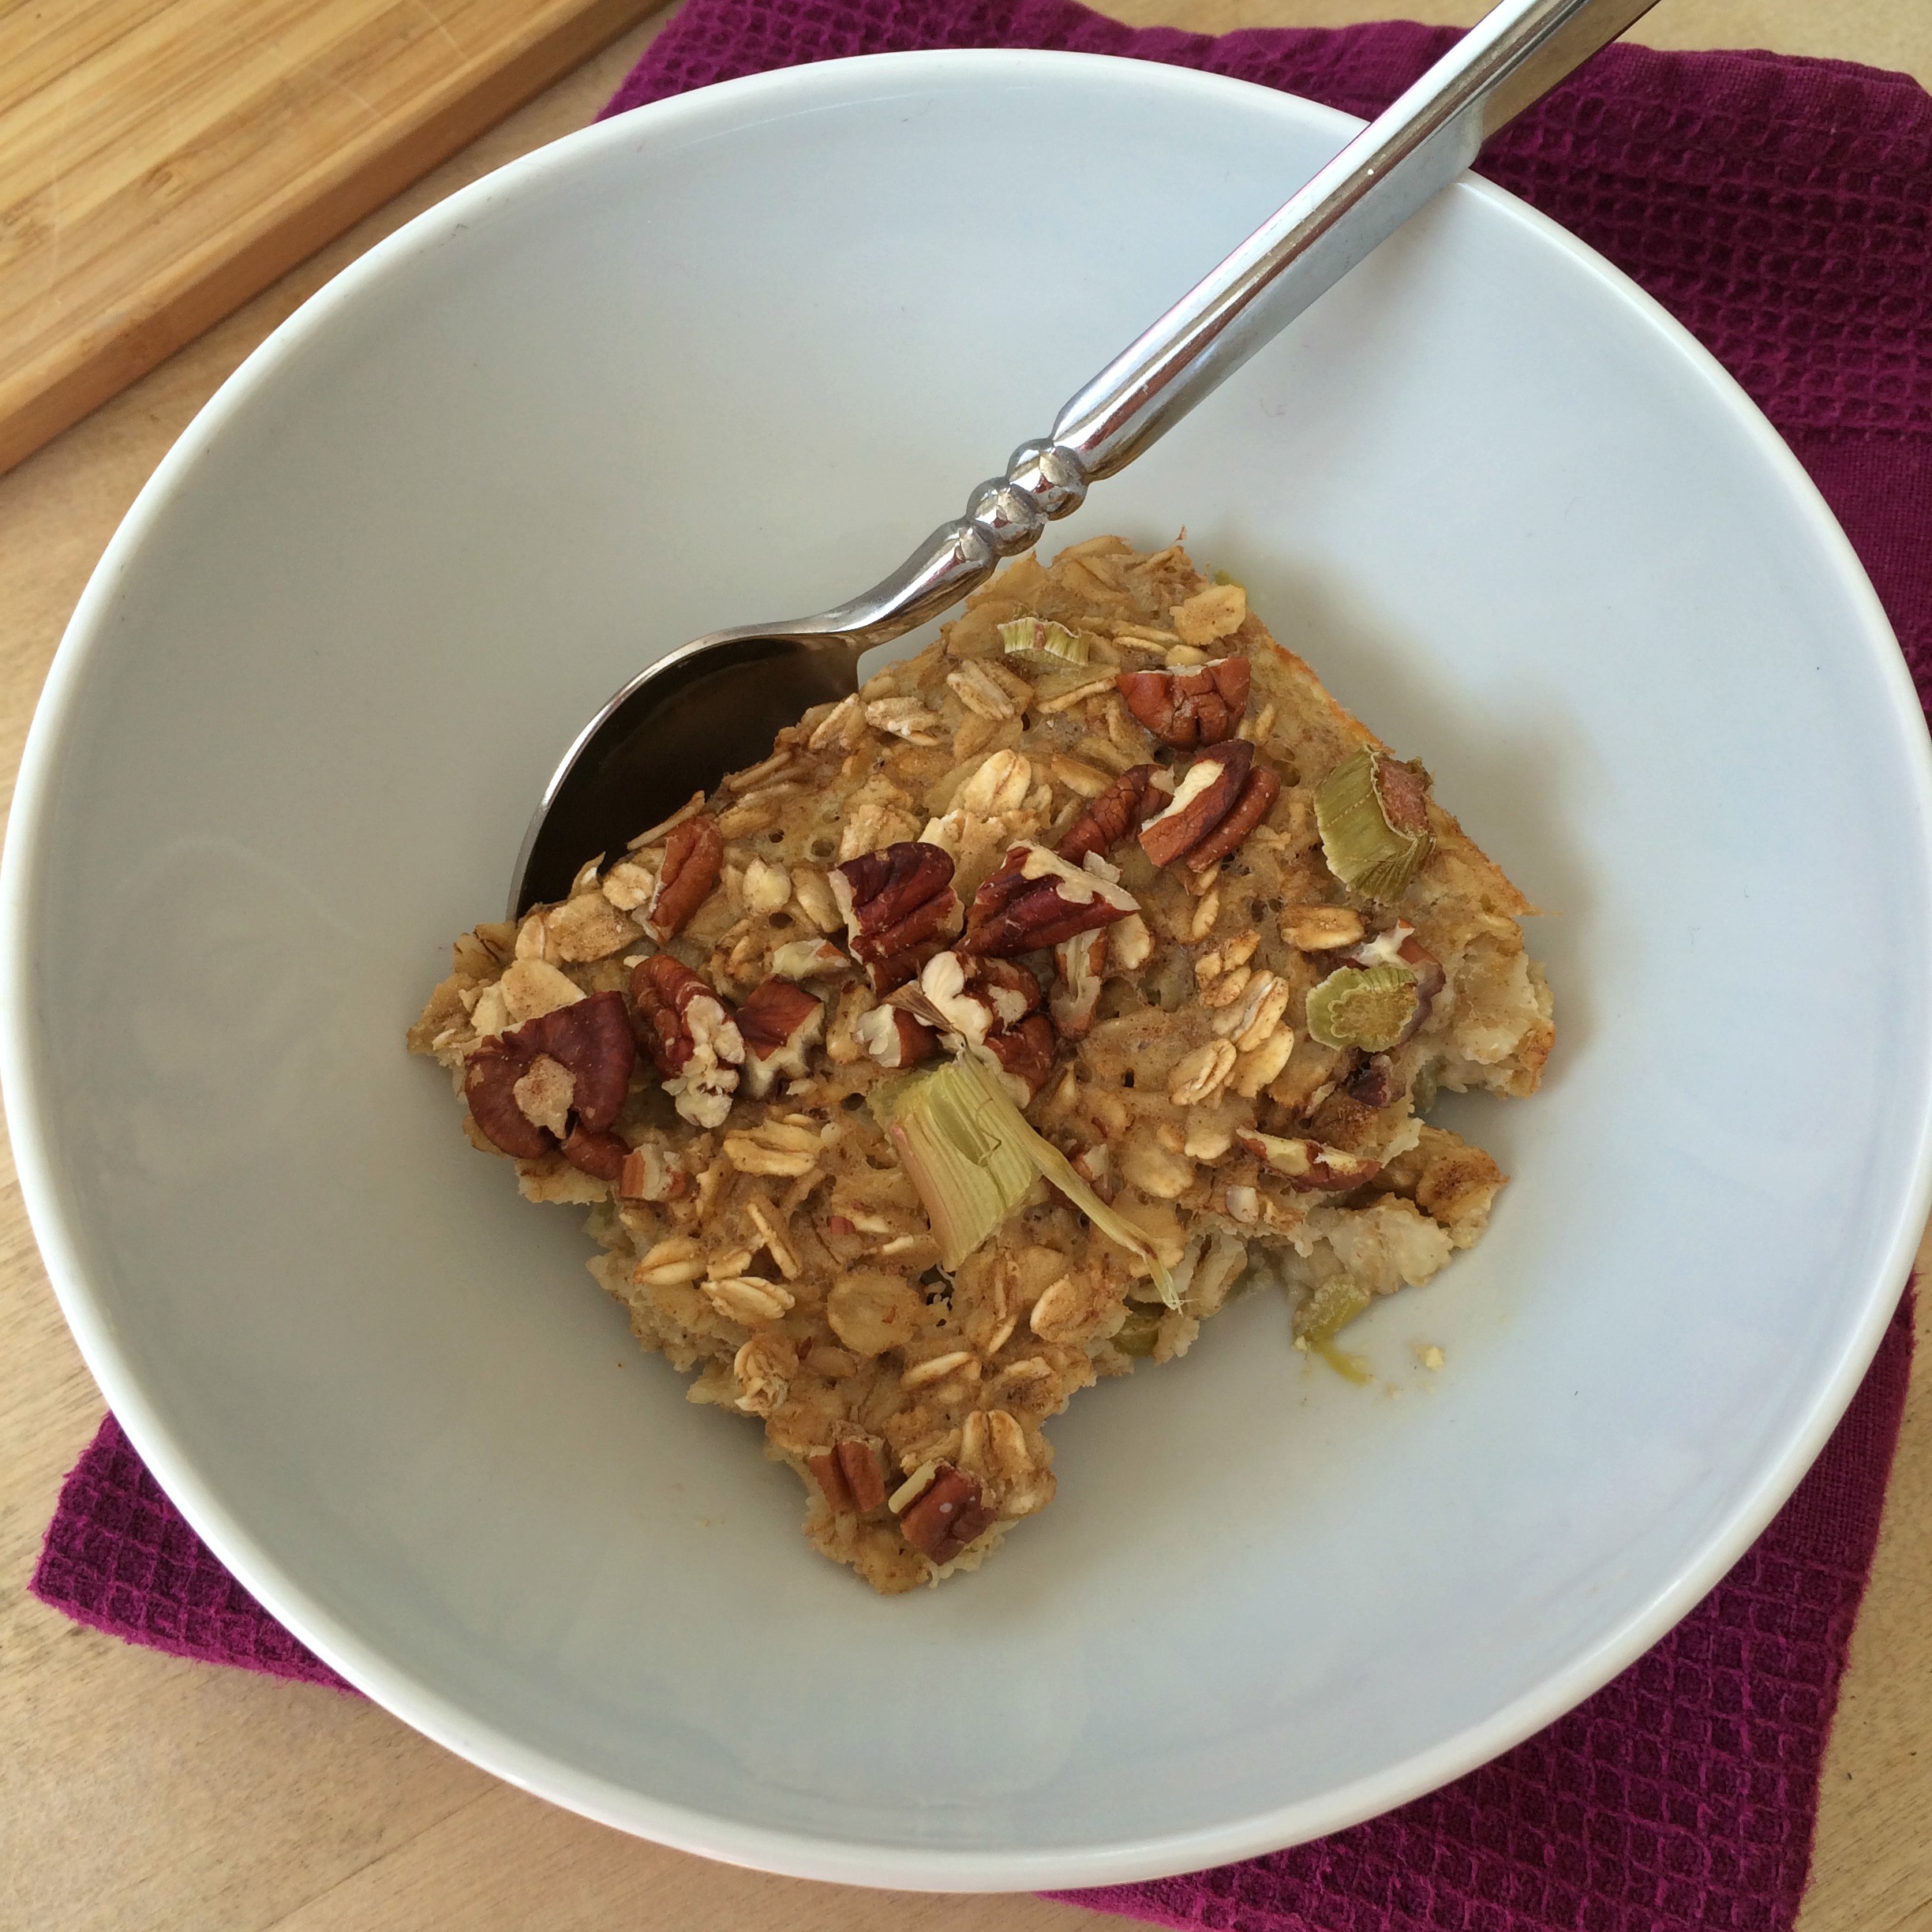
[511,0,1656,915]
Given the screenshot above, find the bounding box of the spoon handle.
[1047,0,1658,482]
[780,0,1657,654]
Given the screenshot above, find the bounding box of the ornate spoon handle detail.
[762,0,1656,655]
[511,0,1659,913]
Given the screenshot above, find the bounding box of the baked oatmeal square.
[411,537,1552,1593]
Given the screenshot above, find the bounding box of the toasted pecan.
[961,843,1140,956]
[898,1464,996,1564]
[1116,657,1250,748]
[1056,762,1163,864]
[1184,764,1280,871]
[643,815,723,941]
[1139,741,1252,867]
[832,841,959,989]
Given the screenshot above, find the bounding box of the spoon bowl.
[511,632,856,913]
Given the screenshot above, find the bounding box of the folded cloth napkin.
[33,7,1931,1928]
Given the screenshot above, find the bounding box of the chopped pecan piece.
[1183,764,1280,871]
[837,1438,889,1514]
[899,949,1043,1050]
[735,976,825,1097]
[629,955,743,1129]
[855,1005,938,1071]
[1050,929,1107,1039]
[887,952,1055,1099]
[618,1143,687,1201]
[897,1463,996,1564]
[961,842,1140,956]
[642,814,723,942]
[1071,1143,1114,1200]
[1115,657,1251,748]
[769,937,850,980]
[631,956,706,1075]
[1236,1129,1382,1192]
[1138,741,1253,867]
[830,841,959,990]
[983,1011,1056,1103]
[808,1450,853,1513]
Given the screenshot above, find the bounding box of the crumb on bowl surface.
[410,536,1552,1593]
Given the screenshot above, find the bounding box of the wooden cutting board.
[0,0,663,475]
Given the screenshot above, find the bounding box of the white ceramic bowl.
[6,50,1931,1892]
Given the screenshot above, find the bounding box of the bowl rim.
[6,44,1930,1893]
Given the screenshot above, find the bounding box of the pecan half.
[629,955,743,1129]
[856,1005,938,1071]
[983,1011,1056,1103]
[642,814,723,942]
[1056,762,1165,864]
[810,1437,891,1516]
[1138,740,1254,867]
[1183,764,1280,871]
[1346,1051,1398,1111]
[510,990,635,1131]
[1236,1128,1382,1192]
[830,841,959,990]
[463,989,636,1163]
[961,842,1140,956]
[1116,657,1251,748]
[897,1463,997,1564]
[735,976,825,1097]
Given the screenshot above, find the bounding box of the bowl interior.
[8,51,1930,1888]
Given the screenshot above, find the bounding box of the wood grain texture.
[1,4,1928,1929]
[0,0,664,475]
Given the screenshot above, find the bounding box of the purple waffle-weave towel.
[32,7,1932,1929]
[33,1296,1916,1928]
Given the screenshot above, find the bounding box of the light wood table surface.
[0,0,660,472]
[3,6,1930,1929]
